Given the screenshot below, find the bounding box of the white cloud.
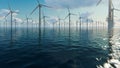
[80,12,94,18]
[45,0,98,9]
[0,9,23,24]
[0,9,19,20]
[47,16,58,24]
[13,17,23,23]
[0,9,10,20]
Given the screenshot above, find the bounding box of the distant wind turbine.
[14,18,17,29]
[86,18,89,29]
[4,18,7,28]
[30,18,34,27]
[25,15,31,29]
[64,8,76,31]
[43,12,49,29]
[76,20,78,29]
[52,21,57,30]
[30,0,51,34]
[5,5,18,30]
[5,4,18,44]
[58,17,64,30]
[78,13,82,28]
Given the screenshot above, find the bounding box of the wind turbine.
[79,17,82,27]
[4,17,7,28]
[86,18,89,29]
[30,0,51,36]
[58,17,64,30]
[97,0,114,37]
[64,8,76,31]
[43,13,49,29]
[52,21,57,30]
[5,5,18,29]
[25,15,31,29]
[14,18,17,29]
[76,20,78,30]
[89,18,94,28]
[5,4,18,44]
[78,13,82,29]
[30,18,34,28]
[63,20,66,30]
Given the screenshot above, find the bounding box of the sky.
[0,0,120,26]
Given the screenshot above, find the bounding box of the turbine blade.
[13,11,19,14]
[8,3,12,10]
[70,13,77,16]
[36,0,40,4]
[112,2,114,8]
[4,18,7,23]
[67,7,70,13]
[114,9,120,11]
[64,14,69,20]
[96,0,102,6]
[5,12,10,18]
[45,16,49,18]
[30,5,39,15]
[79,17,82,20]
[42,11,44,17]
[41,4,52,8]
[26,15,28,19]
[78,12,80,16]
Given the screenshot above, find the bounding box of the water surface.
[0,26,114,68]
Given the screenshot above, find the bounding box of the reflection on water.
[97,28,120,68]
[0,26,118,68]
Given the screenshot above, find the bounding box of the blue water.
[0,27,110,68]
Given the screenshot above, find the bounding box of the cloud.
[79,12,94,23]
[80,12,94,18]
[13,17,23,23]
[45,0,98,9]
[0,9,10,20]
[0,9,19,21]
[47,16,58,24]
[0,9,22,23]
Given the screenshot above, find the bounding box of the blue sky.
[0,0,120,25]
